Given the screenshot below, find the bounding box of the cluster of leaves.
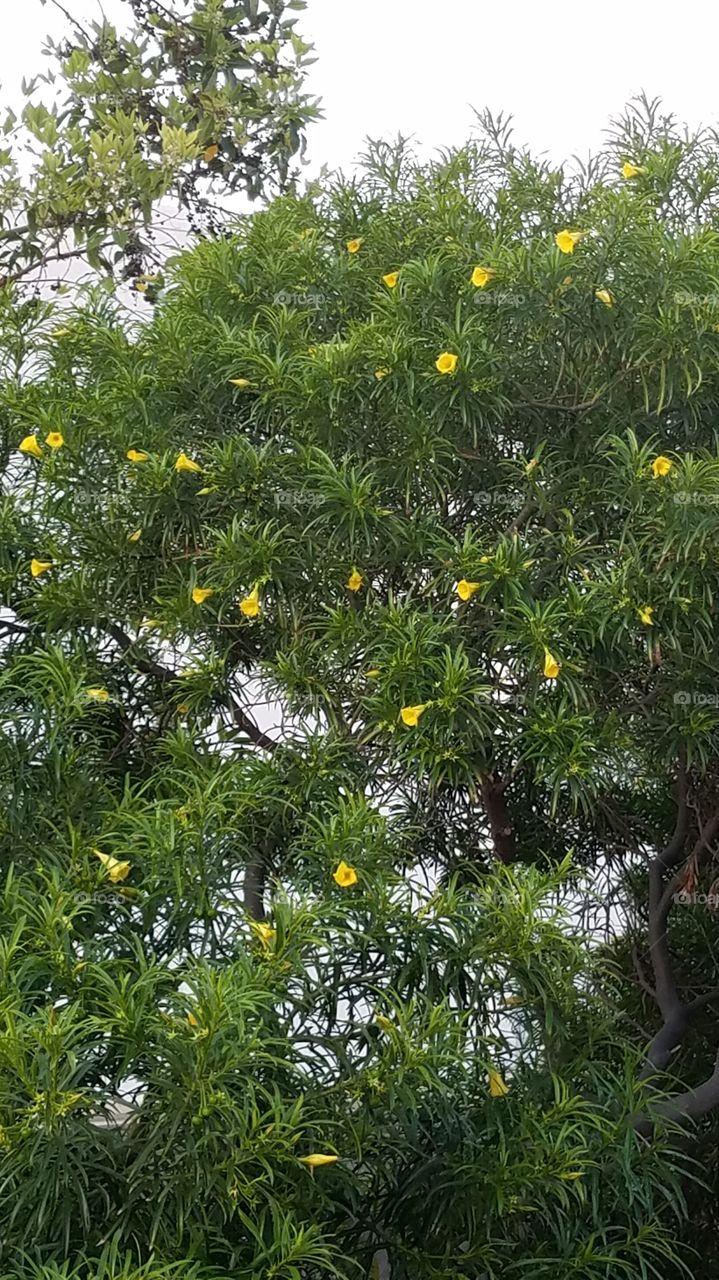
[3,99,719,1277]
[0,0,319,285]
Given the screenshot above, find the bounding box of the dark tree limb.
[479,772,516,863]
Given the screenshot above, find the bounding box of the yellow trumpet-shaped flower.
[229,378,251,387]
[333,861,358,888]
[127,529,142,543]
[346,238,362,254]
[622,161,644,179]
[382,271,399,288]
[488,1068,509,1097]
[252,922,276,946]
[299,1153,338,1167]
[175,452,202,473]
[347,569,363,592]
[94,849,131,883]
[127,449,149,463]
[187,1011,199,1027]
[471,265,495,288]
[374,367,391,380]
[19,435,42,458]
[638,605,654,626]
[543,650,560,680]
[456,579,480,601]
[30,558,52,577]
[45,431,64,449]
[191,587,214,605]
[435,351,459,375]
[85,688,110,702]
[595,288,614,307]
[651,455,672,478]
[400,702,430,727]
[203,143,219,162]
[555,229,584,255]
[240,585,261,618]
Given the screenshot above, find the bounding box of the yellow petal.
[30,558,52,577]
[333,861,358,887]
[127,529,142,543]
[471,265,495,288]
[346,238,362,253]
[191,587,214,605]
[203,143,219,162]
[435,351,459,374]
[555,229,584,254]
[347,569,363,592]
[488,1068,509,1097]
[400,702,430,727]
[374,367,391,380]
[85,687,110,702]
[595,288,614,307]
[456,579,480,601]
[543,650,560,680]
[45,431,64,449]
[19,435,42,458]
[638,605,654,626]
[94,849,131,883]
[382,271,399,288]
[175,452,202,473]
[298,1153,338,1167]
[622,161,644,179]
[127,449,149,463]
[651,455,672,478]
[187,1011,199,1026]
[252,922,276,946]
[135,281,148,293]
[240,586,261,618]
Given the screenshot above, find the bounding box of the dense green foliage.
[2,99,719,1278]
[0,0,319,285]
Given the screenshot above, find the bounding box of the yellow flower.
[127,449,149,463]
[346,238,362,254]
[135,281,148,293]
[203,143,219,162]
[127,529,142,543]
[191,587,214,605]
[347,569,363,592]
[299,1154,338,1167]
[374,1014,394,1032]
[488,1068,509,1097]
[595,288,614,307]
[94,849,131,884]
[333,861,358,888]
[187,1011,199,1027]
[176,452,202,473]
[638,605,654,626]
[555,229,584,255]
[365,668,380,678]
[526,458,539,475]
[30,558,52,577]
[19,435,42,458]
[651,455,672,478]
[622,161,644,179]
[543,650,560,680]
[229,378,251,387]
[375,367,391,380]
[252,922,276,946]
[85,688,110,702]
[471,265,495,288]
[456,579,480,601]
[382,271,399,288]
[400,703,430,727]
[435,351,459,375]
[177,703,190,715]
[45,431,64,449]
[240,585,261,618]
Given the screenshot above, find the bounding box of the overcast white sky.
[1,0,719,174]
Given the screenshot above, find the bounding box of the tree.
[0,0,319,288]
[2,97,719,1278]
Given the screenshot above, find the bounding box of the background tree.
[2,96,719,1278]
[0,0,319,288]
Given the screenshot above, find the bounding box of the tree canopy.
[2,97,719,1280]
